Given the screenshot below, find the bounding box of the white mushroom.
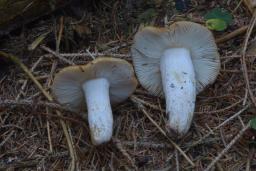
[131,21,220,136]
[51,58,138,145]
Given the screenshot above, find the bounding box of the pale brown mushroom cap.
[131,21,220,96]
[51,58,138,112]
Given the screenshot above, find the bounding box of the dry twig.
[188,104,250,150]
[130,95,195,167]
[60,52,130,59]
[0,98,73,112]
[41,45,75,65]
[204,122,250,171]
[241,10,256,107]
[216,26,249,44]
[0,51,77,171]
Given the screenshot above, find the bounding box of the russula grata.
[131,21,220,136]
[51,57,138,145]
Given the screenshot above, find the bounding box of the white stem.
[83,78,113,145]
[160,48,196,136]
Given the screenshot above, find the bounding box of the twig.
[60,52,130,59]
[0,148,89,170]
[220,54,256,59]
[0,52,77,171]
[188,104,250,150]
[46,20,79,168]
[216,26,249,44]
[113,139,137,169]
[246,148,254,171]
[175,149,180,171]
[130,96,195,167]
[45,53,58,154]
[103,43,128,53]
[243,0,255,14]
[220,69,256,73]
[0,51,52,100]
[41,45,75,65]
[37,112,86,127]
[204,122,250,171]
[56,110,77,170]
[195,99,243,114]
[130,95,165,112]
[56,16,64,53]
[16,56,44,100]
[241,10,256,107]
[0,159,39,170]
[0,99,88,126]
[46,120,53,152]
[232,0,244,13]
[121,140,172,149]
[0,99,76,113]
[0,130,14,147]
[86,48,96,60]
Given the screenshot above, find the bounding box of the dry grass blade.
[195,99,243,114]
[56,16,64,53]
[121,140,172,149]
[0,51,52,100]
[188,104,250,150]
[0,159,39,170]
[0,51,77,171]
[16,56,44,100]
[175,149,180,171]
[0,130,14,147]
[241,10,256,107]
[204,122,250,171]
[130,96,195,167]
[0,99,76,113]
[113,139,137,169]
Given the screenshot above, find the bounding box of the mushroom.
[51,58,138,145]
[131,21,220,136]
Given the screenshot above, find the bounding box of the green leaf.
[250,117,256,130]
[206,19,227,31]
[204,8,233,25]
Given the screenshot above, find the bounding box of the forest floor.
[0,0,255,170]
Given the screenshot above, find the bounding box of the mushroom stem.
[82,78,113,145]
[160,48,196,136]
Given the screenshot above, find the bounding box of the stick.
[188,104,250,150]
[41,45,75,65]
[130,96,195,167]
[121,140,172,149]
[0,159,39,170]
[216,26,249,44]
[113,139,137,169]
[0,51,77,171]
[195,99,243,114]
[241,10,256,107]
[175,149,180,171]
[60,52,130,59]
[0,51,52,100]
[16,56,44,100]
[204,122,250,171]
[0,99,77,113]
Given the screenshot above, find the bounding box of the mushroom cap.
[51,57,138,112]
[131,21,220,96]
